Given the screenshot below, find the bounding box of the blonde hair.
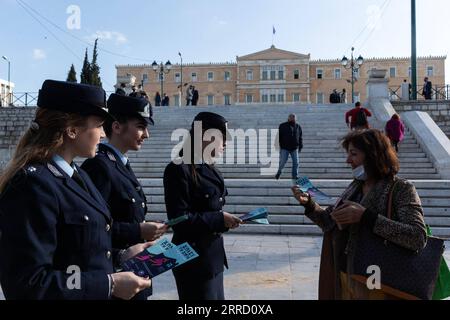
[0,108,87,193]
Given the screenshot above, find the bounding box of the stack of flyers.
[296,176,333,202]
[239,208,269,225]
[121,238,199,278]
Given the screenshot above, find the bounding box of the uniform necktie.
[125,160,132,173]
[72,170,88,192]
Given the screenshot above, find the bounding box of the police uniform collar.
[47,163,62,177]
[101,142,128,165]
[52,154,75,177]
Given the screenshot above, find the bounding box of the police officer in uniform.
[81,93,168,299]
[163,112,242,300]
[0,80,151,300]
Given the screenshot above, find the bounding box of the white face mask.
[352,165,367,181]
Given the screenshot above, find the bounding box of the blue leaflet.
[121,238,199,278]
[296,176,332,202]
[239,208,270,224]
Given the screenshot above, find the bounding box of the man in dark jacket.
[275,114,303,180]
[422,77,432,100]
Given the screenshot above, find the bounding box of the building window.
[246,70,253,81]
[175,73,181,83]
[246,94,253,103]
[270,94,276,102]
[427,66,434,77]
[389,67,396,78]
[262,94,268,103]
[191,72,197,82]
[207,72,214,81]
[408,67,412,78]
[270,71,276,80]
[293,93,300,102]
[353,69,360,79]
[294,70,300,80]
[334,68,341,80]
[278,94,284,102]
[278,70,284,80]
[316,69,323,79]
[224,71,231,81]
[262,71,268,80]
[207,95,214,105]
[316,92,324,104]
[224,94,231,105]
[142,74,148,83]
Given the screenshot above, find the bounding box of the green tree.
[90,39,102,88]
[80,48,91,84]
[66,64,77,82]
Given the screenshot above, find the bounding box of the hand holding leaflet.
[296,176,333,202]
[121,238,198,278]
[164,214,189,227]
[239,208,269,225]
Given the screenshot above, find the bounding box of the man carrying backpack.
[345,101,372,130]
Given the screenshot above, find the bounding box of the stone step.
[146,204,450,217]
[132,167,437,174]
[136,172,441,179]
[140,179,450,189]
[146,212,450,227]
[129,162,434,169]
[147,194,450,207]
[143,187,449,198]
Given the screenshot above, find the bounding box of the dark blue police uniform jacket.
[0,161,113,300]
[81,143,147,249]
[163,162,229,280]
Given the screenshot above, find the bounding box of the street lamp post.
[2,56,11,106]
[152,60,172,104]
[179,52,183,107]
[341,47,364,104]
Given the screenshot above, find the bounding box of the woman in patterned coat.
[292,129,427,300]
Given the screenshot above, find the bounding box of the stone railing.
[391,100,450,137]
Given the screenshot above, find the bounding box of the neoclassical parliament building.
[116,46,446,106]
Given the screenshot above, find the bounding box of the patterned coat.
[304,177,427,299]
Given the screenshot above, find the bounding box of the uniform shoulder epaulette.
[47,163,64,177]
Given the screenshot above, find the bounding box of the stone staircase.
[102,104,450,237]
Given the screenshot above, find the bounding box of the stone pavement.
[1,234,450,300]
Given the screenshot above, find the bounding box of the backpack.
[355,108,368,127]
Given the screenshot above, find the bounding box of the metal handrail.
[389,84,450,101]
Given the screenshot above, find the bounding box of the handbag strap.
[387,179,400,220]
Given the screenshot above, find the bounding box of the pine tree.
[90,39,102,88]
[80,48,91,84]
[66,64,77,82]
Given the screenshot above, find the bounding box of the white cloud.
[85,31,128,45]
[32,49,46,60]
[213,16,227,25]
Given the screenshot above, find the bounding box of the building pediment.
[237,46,310,61]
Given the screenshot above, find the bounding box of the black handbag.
[351,180,445,300]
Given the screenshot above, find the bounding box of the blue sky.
[1,0,449,92]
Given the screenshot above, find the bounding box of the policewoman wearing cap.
[81,94,168,299]
[0,80,151,300]
[163,112,242,300]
